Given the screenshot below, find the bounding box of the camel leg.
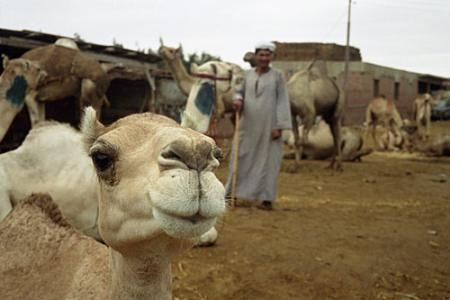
[416,114,426,141]
[364,107,374,143]
[425,105,431,140]
[371,124,380,149]
[81,79,103,119]
[328,117,343,171]
[25,91,45,126]
[347,148,373,162]
[291,116,302,162]
[0,186,12,222]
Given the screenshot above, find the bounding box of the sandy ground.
[173,121,450,300]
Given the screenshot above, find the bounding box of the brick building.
[272,42,448,124]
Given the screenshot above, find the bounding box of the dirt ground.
[173,121,450,300]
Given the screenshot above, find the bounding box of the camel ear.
[80,106,105,148]
[36,66,47,85]
[159,37,164,46]
[190,63,199,74]
[23,59,33,71]
[2,54,9,69]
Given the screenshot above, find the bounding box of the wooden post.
[230,110,240,209]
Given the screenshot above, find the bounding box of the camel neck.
[109,249,172,300]
[166,57,195,96]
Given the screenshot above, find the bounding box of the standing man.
[225,42,292,210]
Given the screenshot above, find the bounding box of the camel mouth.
[153,208,216,239]
[179,213,208,224]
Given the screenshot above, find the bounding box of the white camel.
[0,107,226,300]
[181,61,244,134]
[283,120,372,162]
[158,42,244,134]
[0,121,100,239]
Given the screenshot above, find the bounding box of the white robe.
[225,68,291,203]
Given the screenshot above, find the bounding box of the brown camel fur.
[364,96,404,150]
[0,43,109,142]
[0,194,108,300]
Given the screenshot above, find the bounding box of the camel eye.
[91,151,113,172]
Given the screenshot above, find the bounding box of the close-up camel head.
[0,108,227,299]
[81,107,226,252]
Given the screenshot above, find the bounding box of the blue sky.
[1,0,448,77]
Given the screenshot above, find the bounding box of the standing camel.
[287,62,344,170]
[364,95,404,149]
[158,42,196,96]
[158,42,244,133]
[412,93,435,141]
[181,61,244,133]
[0,41,109,143]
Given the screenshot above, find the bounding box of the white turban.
[255,41,276,53]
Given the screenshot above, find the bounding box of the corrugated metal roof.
[0,28,162,64]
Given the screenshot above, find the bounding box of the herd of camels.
[0,38,448,299]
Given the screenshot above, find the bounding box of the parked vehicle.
[431,99,450,121]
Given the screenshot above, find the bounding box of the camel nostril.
[159,139,215,171]
[161,148,183,162]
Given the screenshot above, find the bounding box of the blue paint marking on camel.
[194,82,215,116]
[6,76,27,108]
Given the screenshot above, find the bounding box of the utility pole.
[343,0,352,114]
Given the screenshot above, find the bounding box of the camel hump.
[22,45,78,77]
[21,193,72,228]
[21,45,109,90]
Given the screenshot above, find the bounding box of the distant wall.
[273,42,362,61]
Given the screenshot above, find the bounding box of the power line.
[319,9,348,43]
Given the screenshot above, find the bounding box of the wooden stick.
[230,110,241,209]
